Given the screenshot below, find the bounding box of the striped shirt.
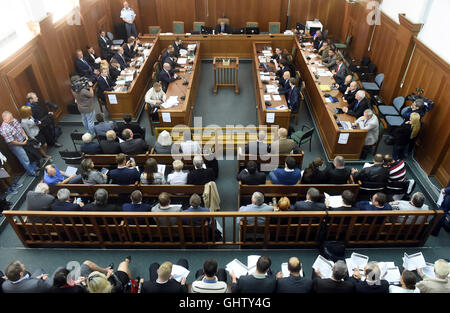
[190,278,228,293]
[388,160,406,182]
[0,119,26,144]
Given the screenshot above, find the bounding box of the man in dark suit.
[84,46,100,70]
[338,75,353,94]
[158,62,178,93]
[342,90,369,118]
[352,154,389,185]
[231,256,277,293]
[324,156,352,184]
[161,45,175,63]
[98,30,114,60]
[123,36,138,60]
[244,130,270,154]
[276,257,312,293]
[271,47,286,62]
[329,190,358,211]
[287,78,300,113]
[312,260,355,293]
[119,129,149,155]
[100,130,122,154]
[163,52,181,69]
[313,31,323,50]
[348,262,389,293]
[97,68,115,102]
[278,71,291,95]
[80,133,101,155]
[2,261,58,293]
[112,46,129,70]
[142,260,188,293]
[355,192,392,211]
[291,188,326,211]
[332,57,347,85]
[173,38,187,57]
[237,161,267,185]
[115,114,145,140]
[51,188,84,211]
[215,21,231,34]
[187,156,216,185]
[275,59,290,79]
[83,188,119,211]
[75,49,99,81]
[107,154,140,185]
[343,81,359,106]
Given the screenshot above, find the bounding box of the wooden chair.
[268,22,280,34]
[148,26,161,35]
[193,22,205,33]
[173,21,184,34]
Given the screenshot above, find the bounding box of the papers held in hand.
[378,262,401,284]
[226,259,249,279]
[324,192,343,208]
[65,166,78,177]
[312,255,334,279]
[346,253,369,277]
[402,252,426,271]
[171,264,190,283]
[281,263,304,278]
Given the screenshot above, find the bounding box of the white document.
[187,44,197,50]
[178,58,188,65]
[338,133,349,145]
[161,96,179,109]
[65,166,78,177]
[318,71,333,77]
[247,255,261,270]
[108,94,118,104]
[179,49,188,56]
[95,57,102,64]
[312,255,334,279]
[226,259,249,279]
[157,164,166,176]
[162,112,171,123]
[378,261,396,278]
[264,95,272,101]
[171,264,190,283]
[325,98,332,103]
[118,137,124,143]
[260,75,270,82]
[324,192,343,208]
[281,263,304,278]
[363,162,374,168]
[346,253,369,276]
[421,262,437,279]
[384,266,401,284]
[215,220,223,234]
[266,113,275,123]
[272,95,282,101]
[437,192,444,206]
[402,252,426,271]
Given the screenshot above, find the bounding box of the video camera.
[406,88,434,113]
[71,76,91,93]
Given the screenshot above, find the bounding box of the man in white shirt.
[120,1,137,39]
[145,82,167,110]
[191,259,228,293]
[180,131,201,155]
[167,160,188,185]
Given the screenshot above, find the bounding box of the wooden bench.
[237,151,305,173]
[3,210,442,248]
[238,182,361,207]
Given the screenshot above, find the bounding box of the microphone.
[182,72,188,85]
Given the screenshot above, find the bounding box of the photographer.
[25,92,62,147]
[71,75,96,136]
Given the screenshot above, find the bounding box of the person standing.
[71,76,96,136]
[121,1,138,40]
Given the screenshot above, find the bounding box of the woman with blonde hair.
[153,130,173,154]
[19,105,52,161]
[83,257,132,293]
[271,197,291,224]
[392,112,421,160]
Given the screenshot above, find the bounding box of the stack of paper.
[260,75,270,82]
[161,96,179,109]
[258,56,267,63]
[266,85,278,94]
[171,264,190,283]
[226,259,250,279]
[187,44,197,51]
[264,95,272,101]
[312,255,334,279]
[65,166,78,177]
[179,49,188,56]
[402,252,426,271]
[346,253,369,277]
[324,192,343,208]
[272,95,282,101]
[178,58,187,65]
[383,266,401,284]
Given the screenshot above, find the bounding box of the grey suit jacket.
[2,267,61,293]
[335,63,347,84]
[26,192,55,211]
[355,114,379,145]
[322,54,337,69]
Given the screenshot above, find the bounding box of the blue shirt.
[120,8,136,23]
[269,168,302,185]
[44,167,65,186]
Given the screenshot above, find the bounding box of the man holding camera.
[25,92,61,147]
[71,76,96,136]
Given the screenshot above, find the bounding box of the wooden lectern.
[213,57,239,94]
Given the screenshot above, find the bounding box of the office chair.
[291,125,314,152]
[362,73,384,95]
[70,131,85,151]
[377,96,405,117]
[106,32,124,46]
[59,150,83,165]
[148,26,161,35]
[173,21,184,34]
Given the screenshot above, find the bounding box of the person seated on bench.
[123,190,151,213]
[312,260,355,294]
[51,188,84,211]
[244,130,271,155]
[301,158,327,184]
[107,153,140,185]
[323,156,352,184]
[230,256,277,294]
[268,156,301,185]
[389,269,420,293]
[237,161,267,185]
[140,158,166,185]
[383,154,406,183]
[100,130,121,154]
[275,257,313,293]
[151,192,182,226]
[167,160,188,185]
[238,192,273,225]
[94,113,115,137]
[390,192,430,224]
[154,130,173,154]
[291,188,326,211]
[327,190,358,211]
[26,183,54,211]
[191,259,228,293]
[348,262,389,294]
[80,158,107,185]
[351,154,389,185]
[81,133,101,155]
[187,156,215,185]
[182,193,209,226]
[271,128,298,154]
[44,165,82,186]
[83,188,118,211]
[142,260,188,293]
[271,197,291,224]
[1,260,57,293]
[115,114,145,140]
[356,192,392,211]
[83,257,132,293]
[51,268,87,293]
[180,130,201,155]
[416,259,450,293]
[120,129,149,155]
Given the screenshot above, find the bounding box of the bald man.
[276,257,312,293]
[343,81,359,106]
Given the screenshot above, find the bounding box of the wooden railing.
[3,210,442,248]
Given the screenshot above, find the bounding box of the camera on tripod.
[71,76,91,93]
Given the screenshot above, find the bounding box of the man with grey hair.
[417,259,450,293]
[187,156,215,185]
[391,192,430,224]
[26,183,54,211]
[244,130,271,155]
[349,261,389,293]
[291,188,326,211]
[51,188,84,211]
[324,156,352,184]
[81,133,101,155]
[402,98,426,120]
[83,188,118,212]
[99,130,121,154]
[354,109,379,159]
[238,192,274,225]
[312,260,355,293]
[342,90,369,118]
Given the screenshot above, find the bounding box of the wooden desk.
[294,39,367,160]
[104,35,159,120]
[213,57,239,94]
[252,42,291,129]
[158,41,201,127]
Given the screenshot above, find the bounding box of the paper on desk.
[179,49,188,56]
[325,98,332,103]
[264,95,272,101]
[65,166,78,177]
[266,113,275,123]
[312,255,334,279]
[171,264,190,283]
[318,71,333,77]
[187,44,197,50]
[338,133,349,145]
[324,193,343,208]
[226,259,249,279]
[402,252,426,271]
[108,94,118,104]
[161,96,179,109]
[260,75,270,82]
[162,112,171,123]
[272,95,282,101]
[178,58,187,65]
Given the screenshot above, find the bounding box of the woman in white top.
[389,269,420,293]
[145,82,167,109]
[167,160,188,185]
